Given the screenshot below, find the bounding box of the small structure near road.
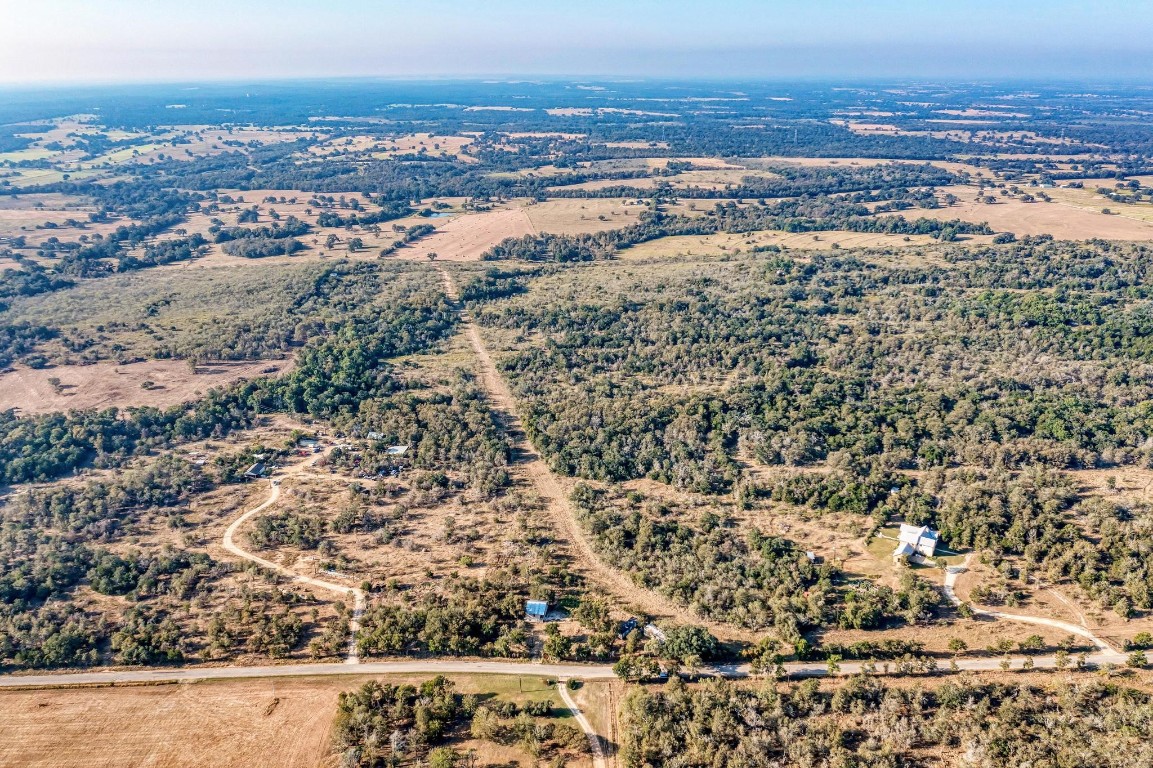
[525,600,549,621]
[243,462,267,480]
[643,624,667,643]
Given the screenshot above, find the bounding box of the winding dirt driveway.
[943,555,1123,660]
[222,454,366,664]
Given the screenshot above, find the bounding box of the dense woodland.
[621,676,1153,768]
[475,239,1153,483]
[464,237,1153,623]
[571,484,940,638]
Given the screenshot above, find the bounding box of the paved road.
[0,660,618,688]
[1,649,1133,690]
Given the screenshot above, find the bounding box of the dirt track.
[221,451,365,664]
[436,266,746,637]
[943,555,1123,659]
[557,682,608,768]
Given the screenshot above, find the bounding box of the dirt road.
[558,682,608,768]
[222,453,366,664]
[435,266,731,633]
[943,555,1123,660]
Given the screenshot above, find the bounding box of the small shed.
[525,600,549,621]
[243,462,266,479]
[643,624,668,644]
[386,445,409,456]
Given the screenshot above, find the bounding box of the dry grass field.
[618,230,959,260]
[0,359,292,415]
[0,674,598,768]
[305,133,475,162]
[922,187,1153,240]
[0,679,340,768]
[0,192,126,246]
[523,198,646,234]
[1043,178,1153,223]
[2,259,332,365]
[396,206,535,261]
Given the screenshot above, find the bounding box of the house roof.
[898,523,928,545]
[897,523,939,557]
[525,600,548,615]
[893,542,915,557]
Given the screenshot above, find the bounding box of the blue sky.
[1,0,1150,84]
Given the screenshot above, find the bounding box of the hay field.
[921,187,1153,240]
[396,206,536,261]
[524,198,646,234]
[619,230,955,260]
[0,678,338,768]
[392,199,650,262]
[0,359,292,416]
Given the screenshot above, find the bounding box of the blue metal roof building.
[525,600,548,619]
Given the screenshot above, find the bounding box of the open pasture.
[922,186,1153,240]
[0,359,292,416]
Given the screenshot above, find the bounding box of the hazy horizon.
[2,0,1152,86]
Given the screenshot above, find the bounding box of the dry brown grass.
[0,673,599,768]
[0,192,126,245]
[523,198,646,235]
[0,359,292,416]
[0,678,339,768]
[306,133,475,163]
[397,205,536,262]
[618,230,966,260]
[921,187,1153,240]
